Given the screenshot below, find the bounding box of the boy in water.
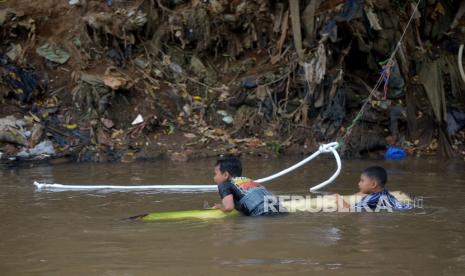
[212,155,284,216]
[342,166,412,211]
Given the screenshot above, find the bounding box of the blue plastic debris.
[385,146,407,160]
[240,78,258,89]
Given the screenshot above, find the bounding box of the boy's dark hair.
[215,155,242,177]
[362,166,388,187]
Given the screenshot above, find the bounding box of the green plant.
[266,140,283,157]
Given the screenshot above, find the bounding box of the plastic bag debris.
[447,110,465,135]
[83,9,147,42]
[316,87,346,138]
[168,63,184,79]
[0,116,28,146]
[190,56,207,76]
[36,43,70,64]
[6,44,22,62]
[240,78,258,89]
[72,73,112,115]
[16,140,55,158]
[1,63,44,103]
[364,6,383,31]
[29,123,44,147]
[132,114,144,125]
[222,116,234,125]
[101,118,114,129]
[0,116,26,129]
[217,110,234,125]
[384,146,407,160]
[302,43,327,85]
[103,74,130,90]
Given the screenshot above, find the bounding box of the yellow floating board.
[133,191,412,221]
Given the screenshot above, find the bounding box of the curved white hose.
[309,145,342,192]
[33,142,342,192]
[255,142,341,193]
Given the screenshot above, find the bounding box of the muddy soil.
[1,0,464,165]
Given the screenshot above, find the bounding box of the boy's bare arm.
[333,194,350,209]
[213,194,235,212]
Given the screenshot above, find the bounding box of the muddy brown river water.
[1,157,465,275]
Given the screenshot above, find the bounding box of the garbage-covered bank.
[0,0,464,165]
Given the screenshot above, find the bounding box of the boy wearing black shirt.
[212,156,283,216]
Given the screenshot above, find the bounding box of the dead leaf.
[103,75,130,90]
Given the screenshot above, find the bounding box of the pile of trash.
[1,0,464,163]
[0,111,91,163]
[0,115,54,161]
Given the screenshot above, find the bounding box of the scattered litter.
[36,43,70,64]
[0,116,28,146]
[302,43,326,85]
[1,64,44,103]
[132,114,144,125]
[72,37,81,48]
[17,140,55,158]
[168,63,184,79]
[0,128,28,146]
[364,6,383,31]
[448,110,465,135]
[6,44,22,61]
[222,116,234,125]
[0,0,463,162]
[103,74,131,90]
[101,118,114,129]
[63,124,77,130]
[184,133,197,139]
[190,56,207,76]
[29,123,44,147]
[216,110,234,125]
[385,146,407,160]
[240,78,258,89]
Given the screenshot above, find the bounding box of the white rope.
[309,143,342,192]
[255,142,341,192]
[33,182,218,191]
[33,142,341,192]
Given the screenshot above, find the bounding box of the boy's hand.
[334,193,350,209]
[213,195,234,212]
